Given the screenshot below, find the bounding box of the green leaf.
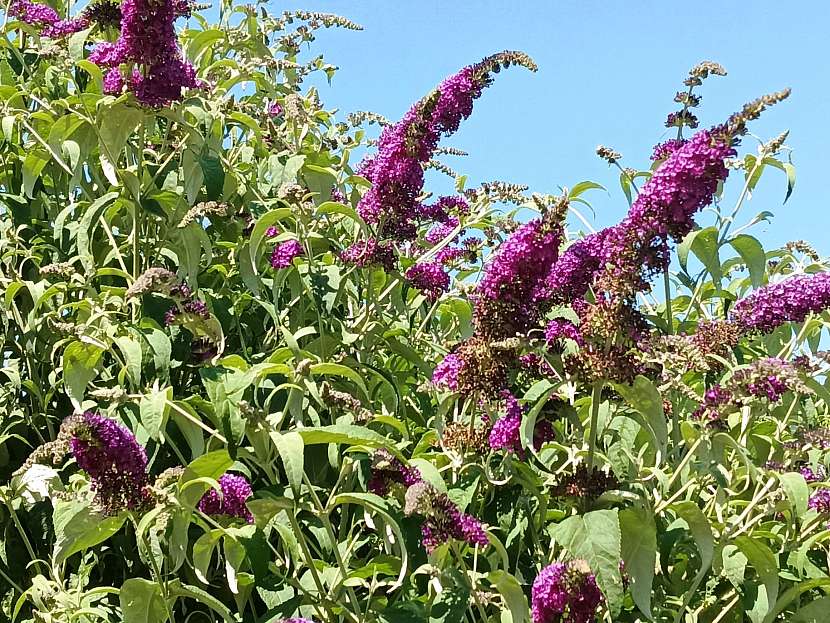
[729,234,766,288]
[671,502,714,623]
[200,151,225,201]
[63,341,104,409]
[114,334,142,387]
[77,191,120,272]
[619,507,656,619]
[98,102,145,185]
[178,450,232,508]
[613,375,667,457]
[768,579,830,623]
[53,500,126,565]
[487,570,530,623]
[690,226,722,286]
[270,431,304,497]
[569,180,606,198]
[310,362,370,400]
[297,424,389,449]
[792,597,830,623]
[778,472,809,517]
[22,149,49,198]
[192,531,223,584]
[168,580,234,622]
[429,570,470,623]
[735,536,779,623]
[120,578,167,623]
[139,386,172,440]
[550,509,623,615]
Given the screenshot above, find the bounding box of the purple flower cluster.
[268,102,283,117]
[330,186,346,203]
[341,237,396,271]
[808,488,830,513]
[357,56,518,239]
[88,0,203,106]
[425,217,461,245]
[531,561,603,623]
[367,449,422,496]
[197,473,254,523]
[543,128,734,304]
[800,465,827,483]
[651,138,688,161]
[731,272,830,334]
[9,0,59,26]
[277,619,313,623]
[545,319,584,346]
[746,374,789,402]
[692,385,733,427]
[270,240,304,269]
[164,297,209,326]
[356,66,478,238]
[9,0,90,37]
[405,261,450,300]
[476,217,562,311]
[420,490,489,553]
[418,196,470,222]
[69,411,149,513]
[488,392,524,454]
[369,450,488,553]
[432,353,463,391]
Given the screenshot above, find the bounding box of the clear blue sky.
[271,0,829,253]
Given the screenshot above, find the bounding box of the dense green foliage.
[1,2,830,623]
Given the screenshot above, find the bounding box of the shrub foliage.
[1,2,828,623]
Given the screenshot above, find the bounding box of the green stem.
[287,513,340,623]
[136,524,175,623]
[303,472,362,618]
[5,496,44,575]
[586,380,604,472]
[663,267,674,335]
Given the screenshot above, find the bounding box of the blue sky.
[271,0,829,254]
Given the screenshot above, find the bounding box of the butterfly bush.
[68,412,150,513]
[198,474,254,523]
[6,5,830,621]
[88,0,203,106]
[531,561,603,623]
[731,272,830,333]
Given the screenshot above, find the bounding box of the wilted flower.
[367,449,422,496]
[197,473,254,523]
[552,464,619,500]
[341,238,396,271]
[531,561,603,623]
[404,482,488,552]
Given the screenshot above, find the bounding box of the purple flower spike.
[531,561,603,623]
[732,272,830,334]
[69,411,149,513]
[198,473,254,523]
[270,240,304,269]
